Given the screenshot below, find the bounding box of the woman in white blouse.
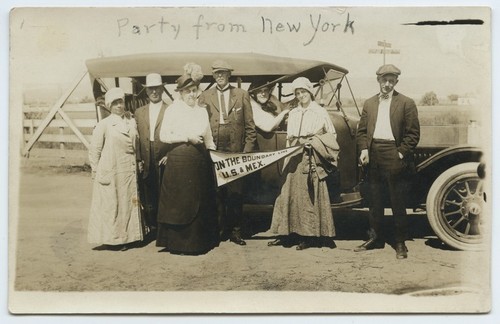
[269,77,338,250]
[156,63,218,255]
[248,81,290,132]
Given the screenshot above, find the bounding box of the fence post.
[28,119,34,136]
[59,126,65,159]
[467,120,479,145]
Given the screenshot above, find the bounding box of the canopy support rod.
[345,76,361,117]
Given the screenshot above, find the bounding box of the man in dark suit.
[135,73,170,233]
[198,60,258,246]
[355,64,420,259]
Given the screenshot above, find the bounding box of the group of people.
[87,60,420,260]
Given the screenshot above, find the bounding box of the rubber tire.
[426,162,484,251]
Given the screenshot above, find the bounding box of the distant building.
[457,97,477,106]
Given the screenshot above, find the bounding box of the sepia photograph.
[5,2,495,318]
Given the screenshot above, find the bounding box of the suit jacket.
[134,102,170,179]
[356,90,420,158]
[198,86,257,153]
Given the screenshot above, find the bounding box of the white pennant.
[209,146,303,187]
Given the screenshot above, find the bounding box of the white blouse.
[159,99,216,150]
[250,98,288,132]
[286,101,336,140]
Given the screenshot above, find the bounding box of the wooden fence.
[23,103,96,158]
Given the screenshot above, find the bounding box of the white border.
[2,0,499,323]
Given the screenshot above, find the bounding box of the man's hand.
[359,149,369,166]
[158,156,168,166]
[398,151,404,159]
[137,161,144,173]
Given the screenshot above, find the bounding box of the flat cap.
[212,60,233,72]
[376,64,401,76]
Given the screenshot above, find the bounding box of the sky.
[2,1,500,324]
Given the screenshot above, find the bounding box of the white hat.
[291,77,314,96]
[142,73,164,87]
[104,88,125,107]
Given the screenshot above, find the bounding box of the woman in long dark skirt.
[156,63,219,255]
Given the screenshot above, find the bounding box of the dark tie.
[219,91,229,123]
[379,93,389,100]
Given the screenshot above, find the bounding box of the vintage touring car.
[85,52,485,251]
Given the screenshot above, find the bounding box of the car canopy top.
[85,52,349,85]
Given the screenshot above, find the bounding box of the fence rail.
[23,119,96,128]
[23,103,96,157]
[23,103,96,113]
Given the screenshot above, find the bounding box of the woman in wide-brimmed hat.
[155,63,219,255]
[247,80,290,132]
[269,77,339,251]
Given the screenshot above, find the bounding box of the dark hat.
[175,74,199,92]
[376,64,401,77]
[248,79,275,94]
[212,60,233,72]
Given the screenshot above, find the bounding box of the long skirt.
[156,143,219,254]
[270,152,335,237]
[88,157,144,245]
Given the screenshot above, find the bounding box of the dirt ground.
[10,150,491,313]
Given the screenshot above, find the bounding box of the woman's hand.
[158,156,168,166]
[188,135,204,145]
[284,98,299,109]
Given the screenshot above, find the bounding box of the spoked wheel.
[426,162,485,251]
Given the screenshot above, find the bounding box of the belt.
[373,138,396,144]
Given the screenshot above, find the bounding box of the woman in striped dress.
[269,77,338,250]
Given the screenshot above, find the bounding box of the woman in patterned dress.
[269,77,339,250]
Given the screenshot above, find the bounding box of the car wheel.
[426,162,485,251]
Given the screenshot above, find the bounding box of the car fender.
[410,145,483,206]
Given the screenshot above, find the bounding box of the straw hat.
[142,73,165,87]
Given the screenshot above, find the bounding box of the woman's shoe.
[322,238,337,249]
[119,244,130,251]
[268,238,284,246]
[296,241,311,250]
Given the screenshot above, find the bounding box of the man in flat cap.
[135,73,170,235]
[355,64,420,259]
[198,60,257,246]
